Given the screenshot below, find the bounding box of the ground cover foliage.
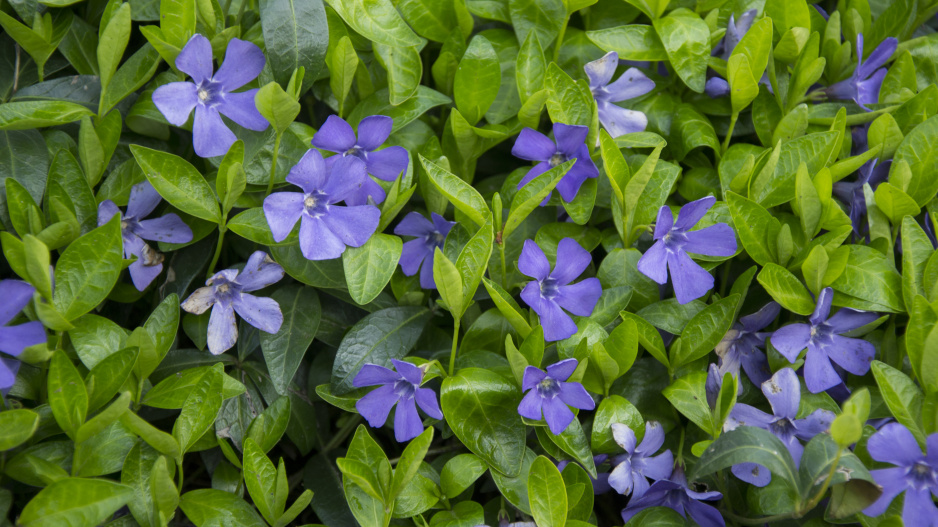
[2,0,938,525]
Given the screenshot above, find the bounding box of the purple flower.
[833,158,890,238]
[705,9,758,98]
[97,181,193,291]
[620,465,724,527]
[512,123,599,203]
[608,422,674,498]
[393,212,456,289]
[724,368,835,486]
[518,358,595,435]
[558,455,612,494]
[826,34,898,110]
[181,251,284,355]
[0,280,46,393]
[584,51,654,138]
[263,150,380,261]
[152,35,268,158]
[353,359,442,442]
[714,302,780,392]
[863,423,938,525]
[771,287,878,393]
[518,238,602,342]
[311,115,409,206]
[636,196,737,305]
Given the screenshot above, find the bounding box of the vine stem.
[722,112,738,154]
[448,319,461,376]
[552,15,569,64]
[207,226,227,278]
[498,242,508,290]
[266,132,283,196]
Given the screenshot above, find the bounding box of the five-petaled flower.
[518,238,602,342]
[584,51,654,138]
[608,421,674,498]
[98,181,193,291]
[518,358,595,435]
[152,35,269,158]
[620,465,724,527]
[714,302,780,393]
[311,115,409,206]
[0,280,46,393]
[637,196,737,304]
[863,423,938,525]
[825,34,898,110]
[263,150,380,261]
[353,359,443,442]
[771,287,879,393]
[705,9,758,98]
[181,251,284,355]
[724,367,835,486]
[512,123,598,203]
[394,212,456,289]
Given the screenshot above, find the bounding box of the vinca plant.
[3,0,938,525]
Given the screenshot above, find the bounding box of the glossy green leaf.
[19,477,133,527]
[527,456,567,527]
[343,233,402,305]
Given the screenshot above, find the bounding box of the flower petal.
[323,155,368,201]
[213,38,264,91]
[518,239,551,281]
[217,90,269,132]
[0,280,35,326]
[558,382,594,410]
[356,115,393,151]
[761,367,801,420]
[604,67,655,102]
[811,288,834,326]
[539,299,579,342]
[684,497,727,527]
[803,346,843,393]
[770,324,812,363]
[858,37,898,79]
[607,462,634,495]
[863,466,909,517]
[868,422,925,466]
[683,224,737,257]
[263,192,304,242]
[399,238,431,277]
[585,51,618,89]
[365,146,408,181]
[320,205,381,248]
[675,196,715,231]
[550,238,592,285]
[639,450,674,481]
[740,302,780,333]
[415,387,443,419]
[522,365,548,391]
[612,423,637,453]
[546,359,578,382]
[654,205,674,239]
[637,240,668,285]
[726,403,773,430]
[207,301,238,354]
[127,181,163,220]
[554,279,602,317]
[128,259,163,291]
[517,388,544,420]
[732,462,771,487]
[825,334,875,375]
[0,356,20,392]
[299,216,346,260]
[98,200,120,228]
[236,251,284,292]
[705,77,730,98]
[356,384,398,428]
[902,486,938,526]
[312,115,357,153]
[287,150,328,193]
[667,249,714,304]
[793,408,835,441]
[0,322,45,357]
[512,128,555,161]
[394,397,424,442]
[391,359,422,385]
[542,396,576,435]
[553,123,589,157]
[152,82,198,126]
[636,421,666,457]
[176,34,213,84]
[232,293,282,334]
[597,103,648,138]
[394,211,434,238]
[193,105,237,158]
[353,364,400,387]
[135,214,193,244]
[825,308,879,334]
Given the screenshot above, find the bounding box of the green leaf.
[540,417,597,478]
[671,104,719,161]
[327,36,358,115]
[48,349,89,440]
[434,247,465,317]
[0,101,94,131]
[871,360,927,446]
[672,295,739,367]
[653,9,710,93]
[0,130,48,229]
[343,233,402,305]
[18,477,133,527]
[757,263,815,315]
[394,0,464,42]
[243,438,278,524]
[98,44,162,117]
[172,365,224,454]
[131,145,220,223]
[142,366,245,409]
[505,161,572,239]
[330,306,430,394]
[455,218,494,311]
[890,106,938,207]
[752,131,839,208]
[586,24,668,61]
[765,0,810,35]
[228,207,294,246]
[260,0,327,91]
[508,0,564,49]
[828,245,904,313]
[390,427,433,500]
[261,284,320,396]
[441,368,526,477]
[793,162,823,238]
[120,412,181,459]
[663,371,717,435]
[0,409,40,451]
[419,154,490,226]
[591,395,643,453]
[874,182,920,224]
[179,489,267,526]
[482,277,532,337]
[328,0,424,48]
[516,31,547,102]
[255,82,301,134]
[98,3,131,91]
[694,426,800,489]
[620,311,669,368]
[374,42,423,105]
[901,217,933,314]
[348,86,451,133]
[74,391,131,444]
[159,0,195,49]
[440,454,488,499]
[217,142,246,215]
[454,35,501,125]
[725,190,783,265]
[545,63,593,128]
[245,396,292,453]
[527,456,567,527]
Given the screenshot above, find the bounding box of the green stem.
[322,416,362,452]
[266,132,283,196]
[448,318,461,376]
[177,461,185,493]
[498,242,508,290]
[552,15,569,64]
[722,112,738,154]
[802,449,842,513]
[207,225,227,277]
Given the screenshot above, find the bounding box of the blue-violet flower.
[584,51,654,138]
[825,34,898,109]
[714,302,780,392]
[608,421,674,498]
[705,9,758,98]
[863,423,938,525]
[512,123,598,203]
[518,358,595,435]
[394,212,456,289]
[353,359,443,442]
[620,465,724,527]
[0,280,46,393]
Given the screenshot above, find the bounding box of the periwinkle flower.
[311,115,409,206]
[263,150,380,261]
[512,123,599,203]
[584,51,654,138]
[637,196,737,305]
[0,280,46,393]
[98,181,193,291]
[863,423,938,525]
[771,287,878,393]
[714,302,780,392]
[705,9,758,98]
[393,212,456,289]
[608,422,674,498]
[353,359,442,442]
[833,158,890,238]
[825,34,898,109]
[620,465,724,527]
[724,368,835,486]
[181,251,284,355]
[518,238,602,342]
[518,358,595,435]
[152,35,268,158]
